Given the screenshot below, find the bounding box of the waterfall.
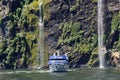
[37,2,44,68]
[98,0,106,68]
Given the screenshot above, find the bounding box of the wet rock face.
[45,0,98,51]
[45,0,120,67]
[0,1,9,18]
[0,0,14,42]
[1,0,9,5]
[69,53,91,68]
[0,0,24,17]
[0,0,119,68]
[0,27,3,43]
[45,25,61,49]
[106,51,120,68]
[110,52,120,67]
[107,0,120,11]
[106,30,119,49]
[0,63,4,69]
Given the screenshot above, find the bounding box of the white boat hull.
[49,64,68,72]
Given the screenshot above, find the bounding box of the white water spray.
[98,0,106,68]
[37,2,44,68]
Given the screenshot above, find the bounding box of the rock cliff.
[0,0,120,69]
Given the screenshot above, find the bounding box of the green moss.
[28,1,39,11]
[112,40,120,51]
[88,47,98,66]
[16,32,25,38]
[7,21,17,38]
[28,14,39,30]
[2,31,30,68]
[58,21,97,55]
[0,0,50,68]
[71,22,81,34]
[85,7,97,21]
[0,17,2,24]
[44,45,49,64]
[42,0,51,20]
[111,11,120,33]
[70,0,81,12]
[0,42,7,55]
[18,2,39,31]
[89,58,98,67]
[70,5,77,12]
[92,0,97,3]
[26,31,38,66]
[108,11,120,50]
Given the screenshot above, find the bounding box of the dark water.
[0,68,120,80]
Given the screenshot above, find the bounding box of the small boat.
[48,52,69,72]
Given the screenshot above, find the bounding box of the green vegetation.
[111,11,120,33]
[41,0,51,20]
[58,22,97,55]
[0,0,51,68]
[92,0,98,3]
[0,0,119,68]
[70,5,78,12]
[110,11,120,50]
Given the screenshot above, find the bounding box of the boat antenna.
[57,50,60,56]
[53,52,56,56]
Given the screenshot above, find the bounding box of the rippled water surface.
[0,68,120,80]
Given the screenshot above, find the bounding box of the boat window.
[49,59,67,60]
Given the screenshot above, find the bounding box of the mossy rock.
[0,42,6,55]
[111,12,120,33]
[16,32,26,38]
[92,0,98,3]
[28,1,39,14]
[71,22,81,35]
[70,5,77,12]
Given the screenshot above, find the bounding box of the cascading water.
[37,2,44,68]
[98,0,106,68]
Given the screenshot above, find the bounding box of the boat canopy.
[49,55,68,60]
[48,60,68,65]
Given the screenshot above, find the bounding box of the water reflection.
[0,68,120,80]
[84,68,120,80]
[94,69,107,80]
[49,72,67,77]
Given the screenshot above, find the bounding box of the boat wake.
[0,70,51,75]
[0,68,75,75]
